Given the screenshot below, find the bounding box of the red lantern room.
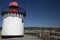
[1,2,26,17]
[8,2,19,13]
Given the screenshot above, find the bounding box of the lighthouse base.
[1,35,24,39]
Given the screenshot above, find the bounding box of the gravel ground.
[0,34,42,40]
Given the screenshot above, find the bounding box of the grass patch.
[0,30,2,39]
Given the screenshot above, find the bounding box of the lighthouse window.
[22,19,23,23]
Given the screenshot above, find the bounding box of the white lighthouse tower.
[1,2,26,38]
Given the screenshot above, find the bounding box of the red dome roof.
[9,2,19,7]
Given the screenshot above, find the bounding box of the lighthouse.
[1,2,26,38]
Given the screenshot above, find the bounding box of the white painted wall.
[2,13,24,36]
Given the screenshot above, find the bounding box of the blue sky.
[0,0,60,27]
